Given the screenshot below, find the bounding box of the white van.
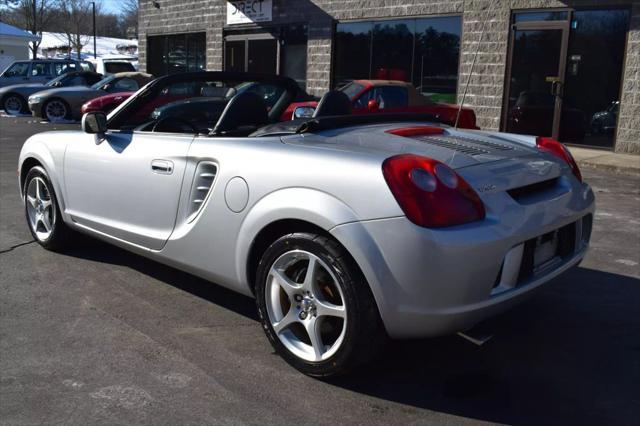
[88,56,138,76]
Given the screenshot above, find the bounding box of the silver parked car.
[28,72,153,122]
[0,71,103,115]
[18,72,595,377]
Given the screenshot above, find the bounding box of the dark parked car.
[149,81,296,131]
[590,101,619,135]
[506,91,586,141]
[0,71,103,115]
[0,59,95,88]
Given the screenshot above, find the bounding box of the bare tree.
[56,0,100,59]
[120,0,138,38]
[1,0,54,59]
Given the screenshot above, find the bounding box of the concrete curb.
[568,147,640,177]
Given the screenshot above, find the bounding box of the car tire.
[3,94,27,115]
[24,166,74,251]
[42,98,70,122]
[255,232,386,377]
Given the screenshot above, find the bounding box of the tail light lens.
[536,137,582,182]
[382,154,485,228]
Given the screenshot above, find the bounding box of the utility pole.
[31,0,37,59]
[92,1,97,59]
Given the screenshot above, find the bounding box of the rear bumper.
[331,182,595,339]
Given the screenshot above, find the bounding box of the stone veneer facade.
[138,0,640,154]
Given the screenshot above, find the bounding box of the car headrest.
[212,91,268,136]
[313,90,352,117]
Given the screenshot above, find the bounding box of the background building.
[138,0,640,154]
[0,22,41,72]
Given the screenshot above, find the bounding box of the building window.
[334,16,462,103]
[505,8,630,148]
[147,32,206,76]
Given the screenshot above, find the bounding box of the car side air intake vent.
[187,162,218,222]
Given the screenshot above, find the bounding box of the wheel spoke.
[39,214,51,232]
[41,199,52,210]
[302,256,317,291]
[270,268,300,297]
[35,179,41,200]
[304,317,324,360]
[273,308,298,334]
[315,299,346,319]
[26,195,37,208]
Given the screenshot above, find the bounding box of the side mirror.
[367,99,380,113]
[82,111,107,134]
[293,106,315,120]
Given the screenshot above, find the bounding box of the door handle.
[550,80,563,97]
[151,159,174,174]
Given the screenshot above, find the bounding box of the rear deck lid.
[283,123,539,170]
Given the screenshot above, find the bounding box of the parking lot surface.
[1,116,639,425]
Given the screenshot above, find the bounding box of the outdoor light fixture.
[153,1,160,8]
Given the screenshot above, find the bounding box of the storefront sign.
[227,0,272,25]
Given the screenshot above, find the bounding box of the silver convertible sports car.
[18,72,595,377]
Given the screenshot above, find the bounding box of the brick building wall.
[617,0,640,154]
[138,0,639,154]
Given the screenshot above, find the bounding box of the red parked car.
[81,91,134,115]
[284,80,479,129]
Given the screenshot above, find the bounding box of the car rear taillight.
[536,137,582,182]
[382,154,485,228]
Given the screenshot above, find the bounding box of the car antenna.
[455,3,493,129]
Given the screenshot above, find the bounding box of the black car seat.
[313,90,352,117]
[212,91,268,136]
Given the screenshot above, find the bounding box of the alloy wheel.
[25,177,55,241]
[44,100,67,122]
[265,250,347,362]
[4,96,23,115]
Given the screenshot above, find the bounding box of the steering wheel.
[151,116,197,133]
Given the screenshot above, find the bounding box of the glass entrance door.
[224,35,278,75]
[224,26,308,90]
[225,40,245,72]
[247,39,277,73]
[504,24,568,139]
[560,8,631,147]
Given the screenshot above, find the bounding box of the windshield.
[91,75,115,90]
[339,82,365,100]
[108,75,296,136]
[45,73,70,87]
[105,62,135,74]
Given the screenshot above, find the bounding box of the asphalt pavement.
[1,115,639,425]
